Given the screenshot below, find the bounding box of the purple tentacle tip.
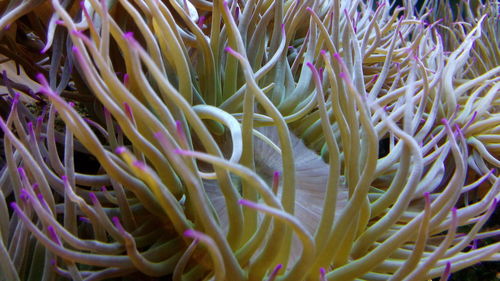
[27,122,34,132]
[112,217,124,231]
[20,189,30,202]
[47,225,61,245]
[89,192,98,204]
[79,216,91,223]
[17,167,26,177]
[37,193,45,203]
[10,202,19,211]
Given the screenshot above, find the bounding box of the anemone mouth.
[0,0,499,280]
[205,127,349,268]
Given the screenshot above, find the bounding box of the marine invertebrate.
[0,0,498,280]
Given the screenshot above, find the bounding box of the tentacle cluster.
[0,0,498,280]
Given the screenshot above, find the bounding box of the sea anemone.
[0,0,498,280]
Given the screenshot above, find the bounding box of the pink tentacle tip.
[175,120,183,130]
[115,146,127,154]
[224,46,235,53]
[173,148,186,155]
[71,46,80,55]
[306,6,313,12]
[184,229,195,237]
[71,29,84,37]
[133,160,146,169]
[238,199,255,207]
[320,50,327,56]
[61,175,68,182]
[123,73,129,84]
[36,73,48,87]
[123,32,134,40]
[320,268,327,281]
[101,186,108,192]
[339,72,347,79]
